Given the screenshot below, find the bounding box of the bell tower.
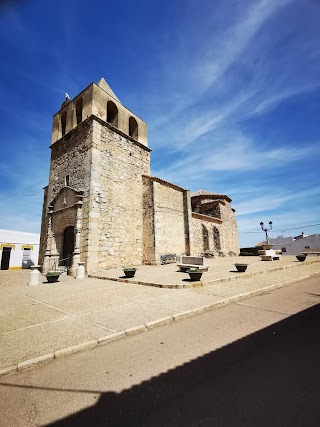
[39,77,151,274]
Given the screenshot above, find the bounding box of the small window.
[65,175,70,186]
[282,247,286,252]
[305,246,310,249]
[107,101,118,127]
[23,248,31,260]
[129,116,138,139]
[61,111,67,136]
[76,98,83,125]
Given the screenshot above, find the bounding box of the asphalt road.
[0,276,319,426]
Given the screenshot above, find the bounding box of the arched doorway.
[63,226,74,267]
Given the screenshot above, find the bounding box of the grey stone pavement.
[1,256,320,376]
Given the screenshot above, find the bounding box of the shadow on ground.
[4,304,320,426]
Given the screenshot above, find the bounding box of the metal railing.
[49,255,72,273]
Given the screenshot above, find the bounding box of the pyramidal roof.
[97,77,120,103]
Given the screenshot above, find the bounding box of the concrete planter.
[296,255,306,262]
[123,268,136,278]
[46,272,60,283]
[234,264,248,272]
[187,269,203,281]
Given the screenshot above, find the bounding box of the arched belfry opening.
[76,98,83,125]
[63,226,74,266]
[129,116,138,139]
[61,111,67,136]
[107,101,118,127]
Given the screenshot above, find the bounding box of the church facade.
[39,78,239,274]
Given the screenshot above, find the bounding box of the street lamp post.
[260,221,273,244]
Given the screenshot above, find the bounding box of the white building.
[267,232,320,255]
[0,229,40,270]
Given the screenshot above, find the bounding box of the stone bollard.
[28,265,41,286]
[76,262,86,280]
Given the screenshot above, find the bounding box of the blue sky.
[0,0,319,247]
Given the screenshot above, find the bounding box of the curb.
[146,316,174,329]
[1,270,319,378]
[54,340,98,358]
[18,353,54,371]
[98,331,126,345]
[125,325,147,335]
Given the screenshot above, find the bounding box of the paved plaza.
[1,256,320,376]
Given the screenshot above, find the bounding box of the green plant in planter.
[46,271,61,283]
[186,268,203,281]
[123,267,137,278]
[234,263,248,272]
[296,254,306,262]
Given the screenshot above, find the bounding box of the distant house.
[0,229,40,270]
[258,232,320,255]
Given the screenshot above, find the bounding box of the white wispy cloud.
[191,0,292,93]
[234,186,320,216]
[148,0,292,118]
[154,131,318,184]
[145,0,320,154]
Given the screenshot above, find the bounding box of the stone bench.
[302,250,320,257]
[260,249,281,261]
[177,256,210,272]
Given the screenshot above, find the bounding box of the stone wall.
[48,120,93,201]
[142,176,155,264]
[192,201,221,218]
[191,214,223,256]
[87,118,151,271]
[39,119,93,267]
[191,200,239,256]
[219,204,239,254]
[142,176,190,264]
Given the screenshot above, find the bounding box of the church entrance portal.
[63,226,74,267]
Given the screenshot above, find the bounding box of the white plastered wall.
[0,229,40,270]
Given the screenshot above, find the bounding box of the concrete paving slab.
[11,283,93,302]
[82,278,177,296]
[143,290,223,312]
[0,317,110,369]
[0,290,36,311]
[0,302,69,334]
[120,286,180,300]
[48,291,134,315]
[199,278,276,298]
[82,301,175,331]
[0,270,29,288]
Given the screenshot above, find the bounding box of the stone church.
[39,78,239,274]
